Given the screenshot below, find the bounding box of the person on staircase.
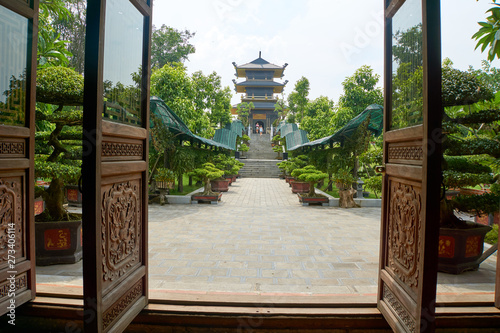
[259,126,263,136]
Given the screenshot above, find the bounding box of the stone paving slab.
[36,178,497,300]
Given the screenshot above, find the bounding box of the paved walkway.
[36,178,497,300]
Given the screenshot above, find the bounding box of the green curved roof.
[150,96,234,150]
[288,104,384,151]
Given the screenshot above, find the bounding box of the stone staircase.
[239,133,281,178]
[238,159,281,178]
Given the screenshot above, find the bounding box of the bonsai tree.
[291,165,328,197]
[153,168,175,189]
[333,166,358,208]
[278,154,308,177]
[189,162,224,195]
[213,154,244,177]
[35,66,84,221]
[441,66,499,228]
[238,143,249,157]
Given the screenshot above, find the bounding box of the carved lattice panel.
[0,176,24,269]
[386,177,422,296]
[101,179,142,291]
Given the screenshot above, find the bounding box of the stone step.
[238,159,281,178]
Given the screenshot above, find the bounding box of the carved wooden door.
[378,0,442,332]
[0,0,38,317]
[82,0,151,331]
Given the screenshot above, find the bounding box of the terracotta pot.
[298,193,329,205]
[291,181,310,194]
[438,223,492,274]
[191,192,222,203]
[210,179,230,192]
[35,220,83,266]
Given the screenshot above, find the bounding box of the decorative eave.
[233,80,288,93]
[233,52,288,78]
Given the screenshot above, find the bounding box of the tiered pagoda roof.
[232,52,288,78]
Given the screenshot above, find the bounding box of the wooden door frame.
[83,0,152,331]
[0,0,38,317]
[378,0,443,332]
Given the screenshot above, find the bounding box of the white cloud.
[152,0,500,106]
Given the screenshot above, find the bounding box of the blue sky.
[152,0,500,106]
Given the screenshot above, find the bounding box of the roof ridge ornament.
[259,51,261,58]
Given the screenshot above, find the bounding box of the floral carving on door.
[387,178,422,294]
[102,180,141,284]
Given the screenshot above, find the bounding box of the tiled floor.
[36,178,497,301]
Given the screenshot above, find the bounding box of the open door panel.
[0,0,38,318]
[378,0,442,332]
[83,0,152,331]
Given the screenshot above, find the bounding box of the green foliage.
[36,66,84,106]
[154,168,175,182]
[337,65,383,126]
[485,224,499,245]
[191,71,232,130]
[333,166,356,191]
[443,171,493,188]
[287,77,310,123]
[35,66,84,221]
[364,175,382,198]
[473,3,500,62]
[445,137,500,158]
[277,155,308,175]
[151,25,195,69]
[291,165,328,196]
[392,23,423,69]
[444,156,492,174]
[213,154,244,176]
[236,102,254,127]
[442,67,494,107]
[190,163,224,181]
[452,192,500,216]
[300,96,335,140]
[291,165,328,183]
[239,143,249,152]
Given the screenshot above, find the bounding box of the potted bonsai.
[153,168,175,205]
[292,165,329,205]
[438,65,498,274]
[238,143,249,159]
[284,155,308,185]
[333,166,358,208]
[189,162,225,203]
[213,154,244,185]
[34,66,84,265]
[154,167,175,190]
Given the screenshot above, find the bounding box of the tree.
[274,94,288,123]
[191,71,232,129]
[151,62,196,130]
[51,0,86,73]
[35,66,84,221]
[441,66,499,228]
[287,77,310,123]
[300,96,335,140]
[337,65,383,126]
[473,2,500,61]
[291,165,328,197]
[392,23,423,71]
[151,25,196,69]
[38,1,72,69]
[236,102,254,127]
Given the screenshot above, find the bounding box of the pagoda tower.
[232,52,288,134]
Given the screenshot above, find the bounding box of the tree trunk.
[189,175,193,186]
[338,188,358,208]
[177,174,183,193]
[308,182,316,197]
[44,177,67,221]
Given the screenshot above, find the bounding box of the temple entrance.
[254,120,265,134]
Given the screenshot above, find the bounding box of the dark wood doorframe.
[0,0,39,317]
[83,0,152,331]
[378,0,442,332]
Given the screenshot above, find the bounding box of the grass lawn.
[168,174,202,195]
[319,181,379,199]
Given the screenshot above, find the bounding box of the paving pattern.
[36,178,497,300]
